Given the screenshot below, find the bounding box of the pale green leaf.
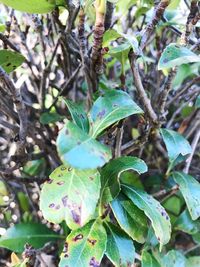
[59,220,107,267]
[57,120,112,169]
[89,89,143,138]
[158,43,200,70]
[195,95,200,108]
[187,257,200,267]
[173,172,200,220]
[160,128,192,162]
[122,184,171,249]
[162,250,186,267]
[40,165,100,229]
[105,222,135,267]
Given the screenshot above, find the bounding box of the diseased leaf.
[0,223,62,253]
[89,89,143,138]
[59,220,107,267]
[57,120,112,169]
[122,184,171,249]
[0,0,57,14]
[173,172,200,220]
[0,50,25,73]
[174,209,200,235]
[111,193,148,243]
[160,128,192,162]
[158,43,200,70]
[40,165,100,229]
[142,251,160,267]
[162,250,186,267]
[100,156,147,213]
[63,99,89,133]
[105,222,135,267]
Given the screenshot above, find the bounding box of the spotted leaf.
[158,43,200,70]
[122,184,171,250]
[57,120,112,169]
[173,172,200,220]
[40,165,100,229]
[0,50,25,73]
[89,89,143,138]
[59,220,107,267]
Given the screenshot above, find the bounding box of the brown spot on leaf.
[55,204,60,210]
[89,257,100,267]
[97,109,106,119]
[61,166,67,171]
[62,196,68,207]
[71,210,81,224]
[68,167,72,172]
[57,181,65,185]
[47,178,53,184]
[63,242,69,253]
[73,234,83,242]
[49,203,55,209]
[89,176,94,181]
[87,239,97,246]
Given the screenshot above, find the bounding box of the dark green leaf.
[40,165,100,229]
[142,251,160,267]
[57,120,112,169]
[111,193,148,243]
[160,128,191,163]
[100,156,147,212]
[174,209,200,234]
[63,99,89,133]
[158,43,200,70]
[0,50,25,73]
[105,222,135,267]
[173,172,200,220]
[89,89,143,138]
[122,184,171,249]
[0,223,62,253]
[40,112,64,125]
[59,220,107,267]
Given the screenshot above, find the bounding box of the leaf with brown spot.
[40,165,100,229]
[0,50,25,73]
[59,220,107,267]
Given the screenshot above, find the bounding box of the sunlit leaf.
[89,89,143,138]
[158,43,200,70]
[59,220,107,267]
[173,172,200,220]
[57,120,112,169]
[40,165,100,229]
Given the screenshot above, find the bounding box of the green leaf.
[59,220,107,267]
[0,223,62,253]
[142,251,160,267]
[105,222,135,267]
[103,29,121,46]
[122,185,171,249]
[100,156,147,212]
[40,165,100,229]
[0,0,57,14]
[174,209,200,235]
[40,111,64,124]
[158,43,200,70]
[0,50,25,73]
[63,99,89,133]
[0,24,5,33]
[187,257,200,267]
[160,128,192,163]
[173,172,200,220]
[162,196,181,215]
[162,250,186,267]
[195,95,200,108]
[56,120,112,169]
[89,89,143,138]
[111,193,148,243]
